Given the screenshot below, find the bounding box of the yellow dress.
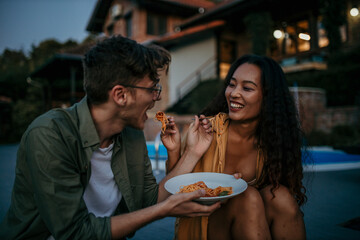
[175,113,264,240]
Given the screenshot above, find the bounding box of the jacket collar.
[75,96,100,149]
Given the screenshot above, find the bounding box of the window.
[272,15,348,58]
[125,13,132,38]
[317,20,329,48]
[219,40,236,80]
[107,23,114,36]
[274,19,311,55]
[147,12,167,35]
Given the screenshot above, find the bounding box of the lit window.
[318,20,329,48]
[295,20,311,52]
[318,16,347,48]
[272,19,311,56]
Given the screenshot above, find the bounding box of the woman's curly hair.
[201,54,307,206]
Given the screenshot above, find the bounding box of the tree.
[0,49,29,101]
[0,38,81,142]
[29,38,77,71]
[11,85,45,141]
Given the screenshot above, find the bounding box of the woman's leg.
[208,186,271,240]
[260,185,305,240]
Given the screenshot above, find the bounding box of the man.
[0,35,219,239]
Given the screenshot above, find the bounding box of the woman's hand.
[233,173,242,179]
[198,114,212,133]
[186,115,213,158]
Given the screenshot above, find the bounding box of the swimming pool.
[147,143,360,172]
[304,147,360,171]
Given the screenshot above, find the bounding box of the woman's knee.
[260,185,300,217]
[228,186,265,214]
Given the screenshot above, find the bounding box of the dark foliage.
[0,37,88,143]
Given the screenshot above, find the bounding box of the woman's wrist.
[180,148,202,165]
[167,148,180,156]
[185,146,204,160]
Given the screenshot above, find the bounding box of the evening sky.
[0,0,98,55]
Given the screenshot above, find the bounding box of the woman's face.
[225,63,263,122]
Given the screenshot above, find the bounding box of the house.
[85,0,360,139]
[86,0,225,138]
[28,0,358,140]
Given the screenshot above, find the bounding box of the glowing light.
[273,30,283,39]
[298,33,311,41]
[350,8,359,17]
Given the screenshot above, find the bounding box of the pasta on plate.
[178,181,233,197]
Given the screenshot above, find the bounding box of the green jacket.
[0,97,158,239]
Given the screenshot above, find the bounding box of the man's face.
[123,76,161,130]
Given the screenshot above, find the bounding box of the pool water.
[147,142,168,161]
[305,147,360,171]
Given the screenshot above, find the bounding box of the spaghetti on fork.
[154,111,169,134]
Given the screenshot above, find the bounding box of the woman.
[166,54,307,239]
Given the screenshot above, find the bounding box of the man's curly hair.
[82,35,171,104]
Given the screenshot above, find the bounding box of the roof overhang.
[148,20,225,48]
[177,0,320,31]
[30,53,83,81]
[178,0,248,30]
[86,0,215,33]
[86,0,113,33]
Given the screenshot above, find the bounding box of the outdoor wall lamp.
[273,29,283,39]
[350,7,359,17]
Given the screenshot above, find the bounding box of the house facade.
[86,0,360,139]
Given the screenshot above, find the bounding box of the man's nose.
[155,94,161,101]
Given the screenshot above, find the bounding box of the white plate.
[165,172,248,205]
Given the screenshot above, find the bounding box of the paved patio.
[1,144,360,239]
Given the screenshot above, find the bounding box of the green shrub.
[10,86,45,142]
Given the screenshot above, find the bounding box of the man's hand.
[161,116,181,153]
[160,189,221,218]
[111,189,220,239]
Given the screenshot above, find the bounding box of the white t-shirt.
[83,142,122,217]
[48,143,122,239]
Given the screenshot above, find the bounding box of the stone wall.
[290,87,360,134]
[314,106,360,133]
[290,87,327,133]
